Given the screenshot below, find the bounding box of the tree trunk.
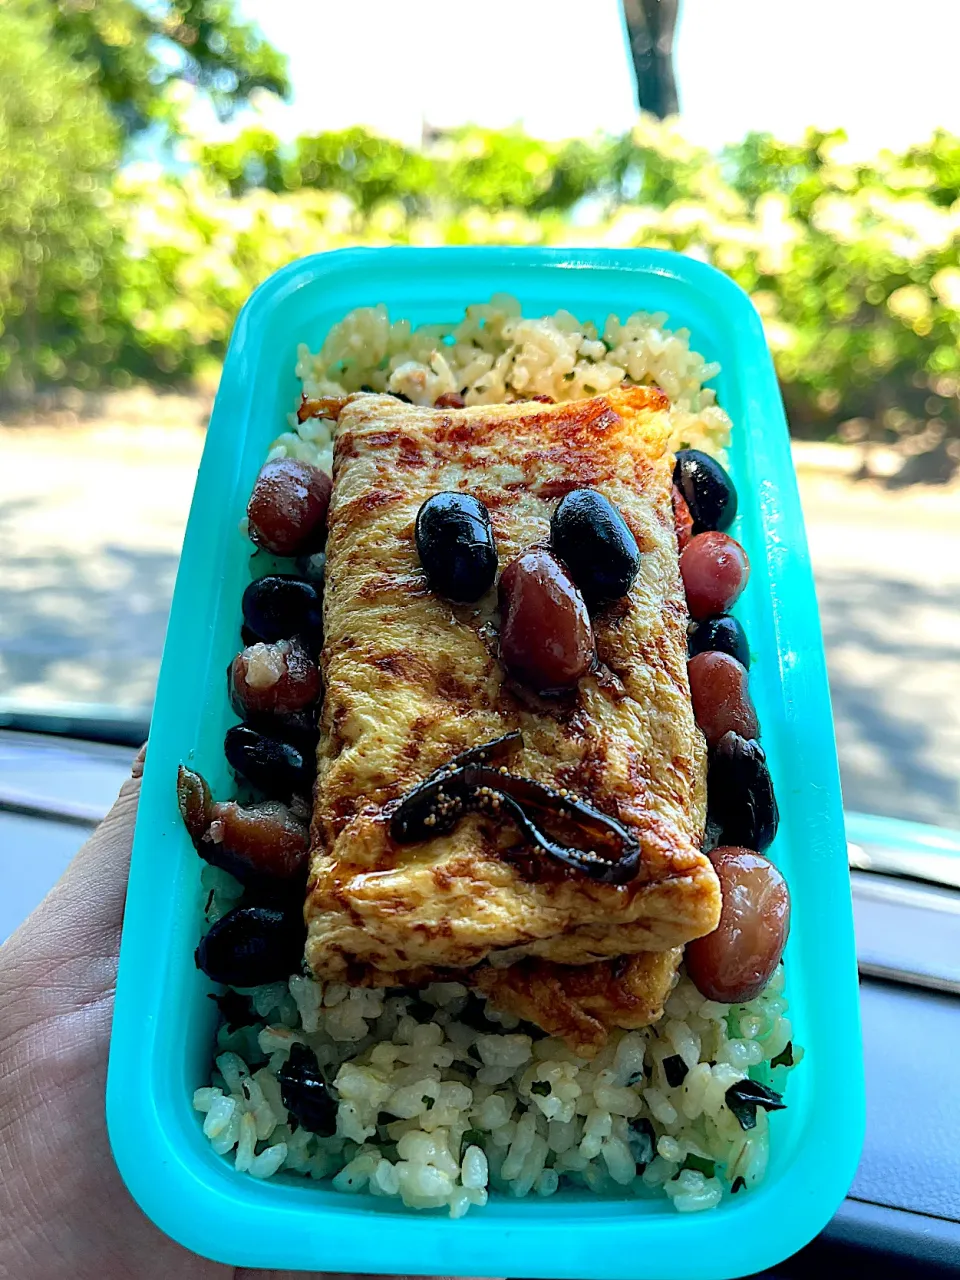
[621,0,680,119]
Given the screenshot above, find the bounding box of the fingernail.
[131,742,147,779]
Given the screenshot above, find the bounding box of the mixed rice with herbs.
[268,295,732,474]
[195,869,799,1217]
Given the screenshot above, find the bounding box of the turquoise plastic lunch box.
[107,247,864,1277]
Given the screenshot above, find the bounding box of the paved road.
[2,422,958,829]
[798,466,960,828]
[0,418,202,712]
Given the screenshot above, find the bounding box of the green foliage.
[4,53,960,475]
[197,128,289,197]
[51,0,289,135]
[99,172,364,380]
[441,128,587,213]
[0,2,121,394]
[714,130,960,473]
[197,120,721,216]
[292,130,436,213]
[722,130,844,216]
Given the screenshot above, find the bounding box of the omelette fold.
[304,386,719,1008]
[474,949,684,1058]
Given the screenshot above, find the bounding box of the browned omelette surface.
[474,950,684,1058]
[305,388,719,986]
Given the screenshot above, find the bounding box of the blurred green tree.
[717,130,960,479]
[51,0,289,136]
[4,0,960,484]
[0,2,121,396]
[287,129,435,212]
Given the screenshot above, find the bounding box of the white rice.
[265,294,732,474]
[198,300,794,1216]
[197,870,801,1217]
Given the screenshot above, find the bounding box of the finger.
[0,747,144,1035]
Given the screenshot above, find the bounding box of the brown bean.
[229,639,320,717]
[177,765,213,848]
[680,531,750,620]
[247,458,331,556]
[204,800,309,882]
[672,484,694,552]
[499,548,595,692]
[686,847,790,1003]
[687,650,758,746]
[176,764,309,883]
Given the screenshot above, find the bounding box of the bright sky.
[223,0,960,154]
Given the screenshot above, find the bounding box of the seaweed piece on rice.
[626,1116,657,1170]
[770,1041,794,1069]
[209,989,255,1033]
[662,1054,689,1087]
[460,1128,486,1159]
[679,1154,716,1179]
[725,1078,785,1131]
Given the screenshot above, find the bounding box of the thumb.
[0,745,144,1036]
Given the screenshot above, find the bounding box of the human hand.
[0,749,234,1279]
[0,750,480,1280]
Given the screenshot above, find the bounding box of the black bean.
[224,724,314,800]
[674,450,738,534]
[277,1042,337,1135]
[241,575,323,651]
[247,709,319,757]
[707,732,780,852]
[415,492,498,602]
[195,904,305,987]
[688,614,750,669]
[549,488,641,601]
